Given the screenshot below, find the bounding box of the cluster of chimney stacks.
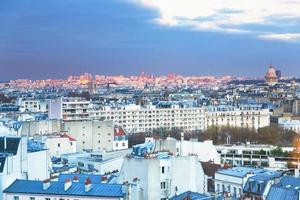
[42,176,93,192]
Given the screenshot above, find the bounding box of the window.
[30,197,35,200]
[13,196,19,200]
[227,185,231,192]
[161,166,165,174]
[161,182,166,189]
[122,142,125,147]
[58,143,60,148]
[45,198,50,200]
[98,140,101,143]
[116,143,118,147]
[217,184,220,192]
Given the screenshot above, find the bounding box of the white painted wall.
[118,155,205,200]
[27,150,51,181]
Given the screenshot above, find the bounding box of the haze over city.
[2,1,300,200]
[1,0,300,80]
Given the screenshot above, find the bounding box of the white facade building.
[62,120,114,152]
[17,98,41,113]
[154,137,221,164]
[216,143,278,167]
[0,136,51,200]
[48,97,89,120]
[215,167,264,198]
[89,104,206,133]
[43,133,77,157]
[205,105,270,130]
[278,117,300,133]
[20,119,115,152]
[118,142,206,200]
[90,104,270,134]
[61,149,131,174]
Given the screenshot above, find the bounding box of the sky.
[0,0,300,80]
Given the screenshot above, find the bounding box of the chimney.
[73,176,79,182]
[181,132,184,141]
[133,178,140,200]
[101,176,108,183]
[43,179,50,190]
[295,168,299,178]
[64,178,72,191]
[85,178,92,192]
[123,182,132,200]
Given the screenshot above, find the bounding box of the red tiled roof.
[114,127,126,136]
[61,133,77,141]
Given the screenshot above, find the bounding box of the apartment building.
[118,142,206,200]
[20,119,62,136]
[278,117,300,133]
[90,104,270,134]
[48,97,89,121]
[214,167,275,199]
[216,143,277,167]
[20,119,116,152]
[47,98,270,134]
[153,137,221,164]
[62,120,114,152]
[205,105,270,130]
[89,104,207,133]
[17,98,40,113]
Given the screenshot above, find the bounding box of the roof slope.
[4,179,124,198]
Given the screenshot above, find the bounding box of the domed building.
[265,65,278,85]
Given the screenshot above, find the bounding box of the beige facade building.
[20,119,115,152]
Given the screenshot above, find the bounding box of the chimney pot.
[43,179,50,190]
[64,178,72,191]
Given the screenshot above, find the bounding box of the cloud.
[134,0,300,42]
[258,33,300,42]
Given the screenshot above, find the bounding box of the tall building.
[0,136,51,200]
[118,142,207,200]
[265,65,278,86]
[48,97,89,121]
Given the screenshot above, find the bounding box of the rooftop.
[267,176,300,200]
[169,191,212,200]
[4,179,124,198]
[216,167,265,178]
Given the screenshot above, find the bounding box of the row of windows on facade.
[216,184,242,195]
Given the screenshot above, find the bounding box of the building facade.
[48,97,89,121]
[118,142,206,200]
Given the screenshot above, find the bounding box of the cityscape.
[1,0,300,200]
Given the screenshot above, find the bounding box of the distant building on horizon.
[265,65,278,85]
